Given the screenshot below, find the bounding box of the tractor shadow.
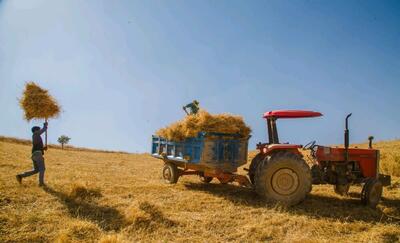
[183,182,400,224]
[43,186,127,231]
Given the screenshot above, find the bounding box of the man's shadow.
[43,186,126,231]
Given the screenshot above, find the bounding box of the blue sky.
[0,0,399,152]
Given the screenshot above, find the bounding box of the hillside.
[0,138,399,242]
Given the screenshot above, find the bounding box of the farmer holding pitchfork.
[17,82,61,187]
[16,122,48,186]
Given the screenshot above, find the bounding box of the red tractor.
[249,110,391,207]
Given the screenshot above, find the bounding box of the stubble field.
[0,137,399,242]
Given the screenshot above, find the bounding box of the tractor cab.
[256,110,322,154]
[263,110,322,144]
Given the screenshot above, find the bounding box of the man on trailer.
[183,100,200,115]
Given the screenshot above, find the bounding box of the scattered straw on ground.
[0,138,399,242]
[156,110,252,141]
[19,81,61,121]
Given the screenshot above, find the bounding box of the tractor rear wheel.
[361,178,382,208]
[255,151,312,206]
[334,184,350,196]
[162,163,179,184]
[248,153,265,184]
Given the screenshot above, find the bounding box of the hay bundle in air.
[156,110,251,141]
[19,82,61,121]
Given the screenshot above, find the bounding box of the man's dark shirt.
[32,125,47,154]
[184,102,199,115]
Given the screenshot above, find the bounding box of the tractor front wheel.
[162,163,179,184]
[255,151,312,206]
[361,178,382,208]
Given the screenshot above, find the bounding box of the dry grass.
[156,110,251,141]
[0,136,128,154]
[0,138,399,242]
[19,82,61,121]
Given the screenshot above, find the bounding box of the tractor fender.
[261,144,303,157]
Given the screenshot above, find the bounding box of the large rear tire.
[255,151,312,206]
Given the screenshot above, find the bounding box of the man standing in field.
[183,100,200,115]
[16,122,48,186]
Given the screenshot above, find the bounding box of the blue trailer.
[151,132,251,185]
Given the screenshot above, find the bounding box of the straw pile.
[19,82,61,121]
[156,110,251,141]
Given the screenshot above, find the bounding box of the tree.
[57,135,71,149]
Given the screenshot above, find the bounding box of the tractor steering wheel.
[303,140,316,150]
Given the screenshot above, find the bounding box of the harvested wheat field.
[0,138,399,243]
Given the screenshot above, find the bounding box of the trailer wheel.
[361,178,382,208]
[162,163,179,184]
[334,184,350,196]
[248,153,264,184]
[254,151,311,206]
[199,175,213,183]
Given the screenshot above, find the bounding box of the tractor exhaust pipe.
[344,113,352,162]
[368,136,374,149]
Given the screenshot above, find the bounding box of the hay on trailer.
[19,82,61,121]
[156,110,251,141]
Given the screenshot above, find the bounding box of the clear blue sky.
[0,0,399,152]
